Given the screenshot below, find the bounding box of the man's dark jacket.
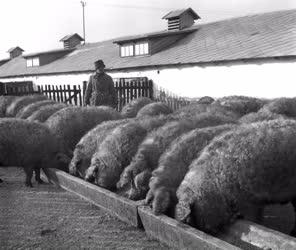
[84,73,117,108]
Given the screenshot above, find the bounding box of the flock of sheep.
[0,94,296,237]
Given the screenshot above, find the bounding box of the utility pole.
[80,1,86,44]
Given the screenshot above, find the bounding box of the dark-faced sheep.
[16,100,57,119]
[118,113,236,200]
[27,103,67,122]
[136,102,172,118]
[6,94,48,117]
[0,118,70,187]
[121,97,153,118]
[259,97,296,118]
[0,96,18,117]
[175,119,296,236]
[69,119,130,178]
[146,124,236,216]
[85,121,147,190]
[45,106,121,153]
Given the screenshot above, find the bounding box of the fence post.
[67,85,72,104]
[148,80,154,100]
[73,85,78,105]
[82,81,87,97]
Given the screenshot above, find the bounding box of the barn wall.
[0,58,295,99]
[110,59,296,99]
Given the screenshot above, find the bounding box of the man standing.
[84,59,118,108]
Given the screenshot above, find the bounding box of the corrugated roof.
[113,26,197,44]
[0,9,296,78]
[162,8,200,20]
[23,48,75,58]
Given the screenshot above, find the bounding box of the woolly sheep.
[175,119,296,236]
[118,113,236,200]
[27,103,67,122]
[45,106,121,153]
[136,102,172,118]
[197,96,215,105]
[173,103,208,118]
[211,95,266,117]
[69,119,130,178]
[6,94,48,117]
[0,95,17,117]
[0,118,70,187]
[115,115,179,191]
[16,100,57,119]
[239,110,286,124]
[260,97,296,117]
[121,97,153,118]
[146,124,236,216]
[85,121,147,190]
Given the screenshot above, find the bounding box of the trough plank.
[220,220,296,250]
[138,206,241,250]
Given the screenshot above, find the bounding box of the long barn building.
[0,8,295,99]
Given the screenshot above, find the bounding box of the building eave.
[0,55,295,79]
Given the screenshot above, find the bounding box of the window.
[26,57,40,67]
[26,59,33,67]
[32,57,39,66]
[120,42,149,57]
[120,45,134,57]
[135,42,149,56]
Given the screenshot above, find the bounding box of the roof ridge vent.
[7,46,24,59]
[162,8,200,31]
[59,33,84,49]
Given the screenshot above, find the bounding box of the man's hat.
[94,59,105,69]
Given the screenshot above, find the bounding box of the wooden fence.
[154,84,190,110]
[114,77,153,111]
[82,77,154,111]
[0,81,36,95]
[1,78,190,111]
[37,84,83,106]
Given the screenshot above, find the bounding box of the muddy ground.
[0,167,170,250]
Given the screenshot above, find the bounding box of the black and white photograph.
[1,0,296,249]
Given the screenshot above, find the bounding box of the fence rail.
[114,78,153,111]
[1,78,190,111]
[154,85,190,111]
[37,84,83,106]
[0,81,36,96]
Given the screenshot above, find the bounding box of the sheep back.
[45,106,121,152]
[27,103,67,122]
[120,112,236,200]
[86,121,147,190]
[16,100,56,119]
[0,118,67,185]
[147,124,236,215]
[6,95,47,117]
[239,110,286,124]
[69,118,130,178]
[211,95,266,117]
[260,97,296,117]
[175,118,296,234]
[136,102,173,118]
[121,97,153,118]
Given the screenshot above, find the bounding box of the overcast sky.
[0,0,295,58]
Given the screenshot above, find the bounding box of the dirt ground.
[0,167,171,250]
